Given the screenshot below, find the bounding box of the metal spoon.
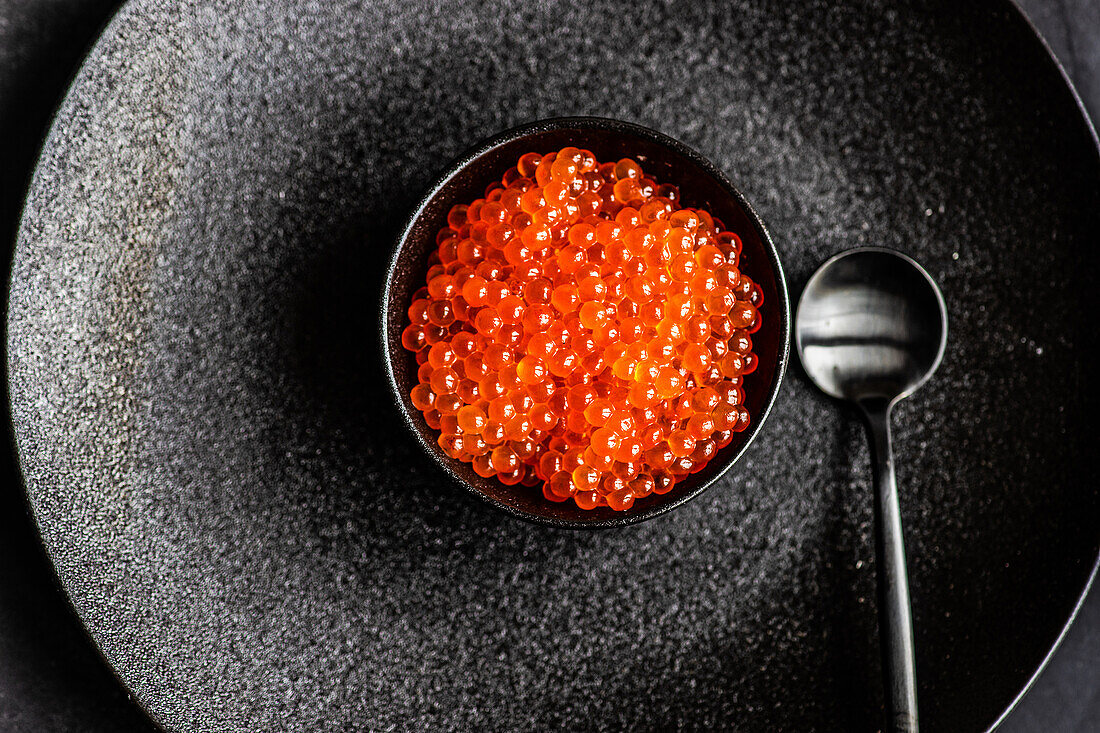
[795,247,947,733]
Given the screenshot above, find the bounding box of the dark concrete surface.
[0,0,1095,730]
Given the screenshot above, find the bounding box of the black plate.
[7,0,1099,730]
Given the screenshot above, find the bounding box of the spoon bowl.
[796,247,947,404]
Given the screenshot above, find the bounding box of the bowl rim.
[381,115,791,528]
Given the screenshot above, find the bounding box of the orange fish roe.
[402,147,762,511]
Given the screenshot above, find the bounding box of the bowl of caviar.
[382,117,789,527]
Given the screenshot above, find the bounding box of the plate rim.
[975,5,1100,729]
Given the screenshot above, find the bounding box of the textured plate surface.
[7,0,1099,731]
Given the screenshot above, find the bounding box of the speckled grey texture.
[6,0,1099,731]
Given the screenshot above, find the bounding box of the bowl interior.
[384,119,789,526]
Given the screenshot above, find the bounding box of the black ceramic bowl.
[382,117,790,527]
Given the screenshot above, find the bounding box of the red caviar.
[401,147,762,511]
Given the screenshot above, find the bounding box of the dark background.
[0,0,1096,730]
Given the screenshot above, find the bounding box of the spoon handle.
[863,401,919,733]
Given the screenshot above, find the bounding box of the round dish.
[7,0,1099,730]
[382,117,789,527]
